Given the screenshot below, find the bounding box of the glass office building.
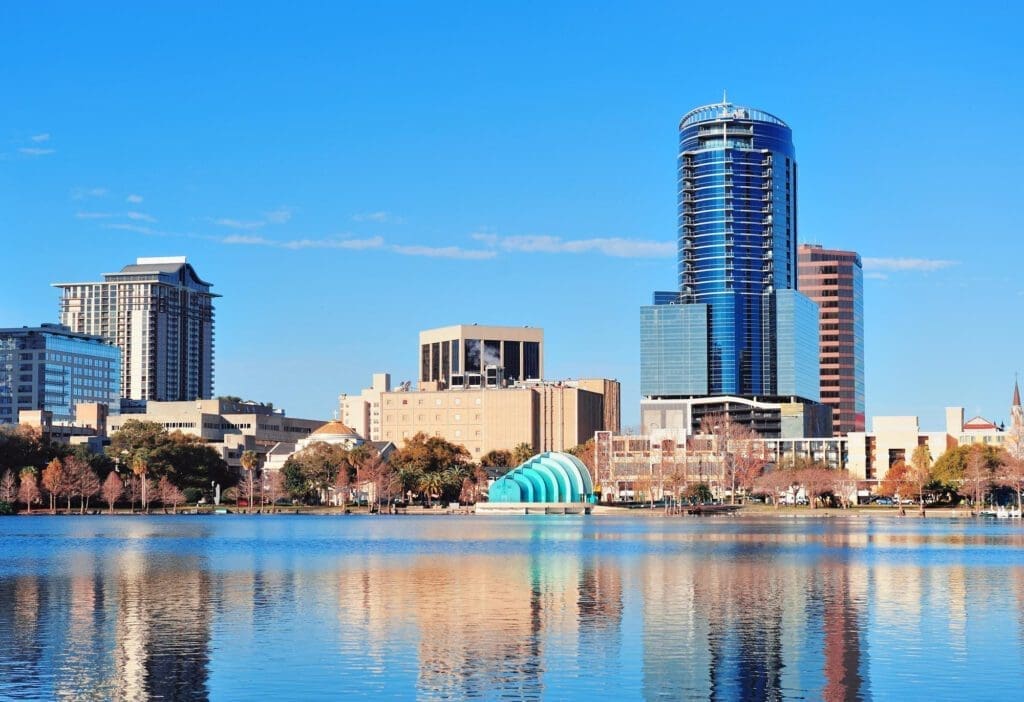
[0,324,121,424]
[641,99,820,406]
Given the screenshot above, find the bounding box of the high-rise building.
[640,99,825,438]
[797,244,865,434]
[53,256,217,401]
[0,323,120,424]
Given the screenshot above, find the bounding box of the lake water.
[2,514,1024,700]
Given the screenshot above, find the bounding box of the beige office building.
[107,398,325,469]
[419,324,544,389]
[380,379,616,457]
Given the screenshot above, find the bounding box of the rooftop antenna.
[722,88,728,104]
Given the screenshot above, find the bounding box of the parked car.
[873,497,894,506]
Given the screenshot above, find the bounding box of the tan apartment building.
[106,398,326,469]
[339,372,391,441]
[380,379,615,457]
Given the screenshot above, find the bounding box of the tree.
[418,471,445,507]
[0,469,16,503]
[878,461,911,502]
[108,420,234,497]
[264,470,284,509]
[830,469,858,508]
[479,449,513,469]
[908,444,933,515]
[567,440,596,473]
[102,471,123,514]
[795,465,835,508]
[67,457,101,514]
[699,413,768,504]
[132,452,151,512]
[18,468,40,513]
[755,467,797,508]
[333,462,351,508]
[512,442,534,466]
[41,458,66,513]
[240,450,258,510]
[158,476,186,513]
[964,444,996,510]
[281,442,353,504]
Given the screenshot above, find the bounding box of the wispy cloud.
[72,186,108,200]
[222,234,385,250]
[77,210,155,223]
[862,257,958,273]
[19,147,55,156]
[105,223,156,235]
[264,207,293,224]
[390,244,496,260]
[30,133,50,143]
[472,233,673,258]
[76,211,115,220]
[126,194,144,204]
[214,218,264,230]
[353,211,402,224]
[212,206,293,230]
[126,211,156,223]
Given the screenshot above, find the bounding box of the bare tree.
[699,413,767,504]
[41,458,66,513]
[0,469,16,503]
[102,472,123,514]
[830,469,858,508]
[963,445,994,511]
[76,463,101,514]
[18,468,41,513]
[126,474,141,511]
[158,477,186,513]
[796,466,835,508]
[264,470,284,511]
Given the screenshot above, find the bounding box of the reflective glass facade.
[0,325,120,424]
[641,100,820,403]
[640,303,708,396]
[774,290,821,400]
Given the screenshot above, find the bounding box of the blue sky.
[2,2,1022,430]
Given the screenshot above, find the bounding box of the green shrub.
[0,501,14,516]
[183,487,203,504]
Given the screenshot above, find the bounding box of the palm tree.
[418,471,445,507]
[241,450,258,512]
[512,443,534,466]
[132,452,150,513]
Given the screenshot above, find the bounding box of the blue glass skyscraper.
[642,99,820,408]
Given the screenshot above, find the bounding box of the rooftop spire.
[1015,375,1021,408]
[722,88,728,104]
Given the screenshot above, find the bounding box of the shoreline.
[1,505,996,519]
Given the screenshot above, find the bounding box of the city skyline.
[3,4,1023,429]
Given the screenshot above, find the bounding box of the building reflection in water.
[10,518,1024,699]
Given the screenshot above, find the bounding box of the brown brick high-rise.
[797,245,865,435]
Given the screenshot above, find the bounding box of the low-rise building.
[107,398,325,469]
[380,379,617,457]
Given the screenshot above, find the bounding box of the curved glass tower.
[679,101,797,395]
[641,99,819,406]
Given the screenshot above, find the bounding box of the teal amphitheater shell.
[488,452,594,503]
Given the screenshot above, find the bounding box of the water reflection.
[3,516,1024,700]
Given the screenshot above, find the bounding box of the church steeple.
[1013,376,1023,429]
